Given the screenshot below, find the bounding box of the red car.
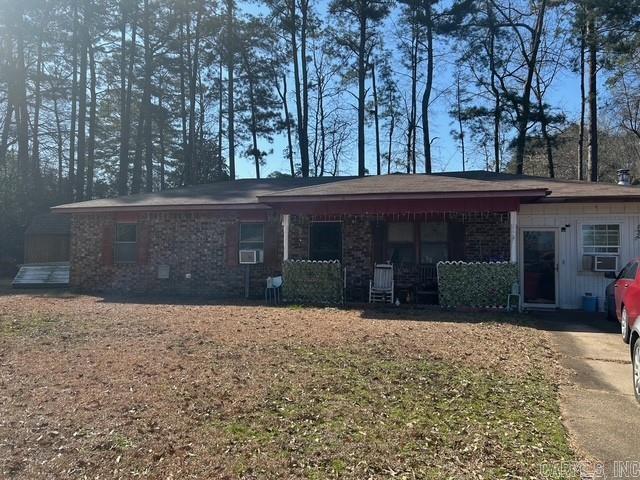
[607,260,640,343]
[606,260,640,402]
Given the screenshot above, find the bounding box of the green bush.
[438,262,518,308]
[282,260,343,304]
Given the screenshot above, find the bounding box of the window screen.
[582,224,620,255]
[114,223,137,263]
[239,223,264,263]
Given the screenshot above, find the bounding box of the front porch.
[281,211,518,303]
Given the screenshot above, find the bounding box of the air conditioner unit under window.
[239,250,258,265]
[594,255,618,272]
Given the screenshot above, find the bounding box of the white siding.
[519,202,640,310]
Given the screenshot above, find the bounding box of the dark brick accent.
[459,212,510,262]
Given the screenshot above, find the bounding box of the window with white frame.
[581,224,621,256]
[114,223,137,263]
[239,223,264,263]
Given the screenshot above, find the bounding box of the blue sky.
[233,1,585,179]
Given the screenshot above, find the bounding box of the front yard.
[0,291,575,479]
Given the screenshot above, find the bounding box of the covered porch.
[274,198,520,303]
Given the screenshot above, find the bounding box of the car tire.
[633,339,640,403]
[622,307,631,344]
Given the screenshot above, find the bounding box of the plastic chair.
[265,276,283,304]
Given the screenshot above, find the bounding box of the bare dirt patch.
[0,293,574,479]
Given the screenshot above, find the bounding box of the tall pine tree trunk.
[75,25,88,201]
[226,0,236,180]
[421,4,433,174]
[387,100,395,175]
[158,77,166,190]
[186,5,201,185]
[217,59,224,177]
[0,38,13,170]
[535,76,554,178]
[407,15,418,174]
[53,98,64,193]
[0,104,13,171]
[143,0,154,192]
[587,16,598,182]
[578,25,586,180]
[487,2,501,172]
[32,38,43,185]
[117,7,127,194]
[371,62,381,176]
[276,75,295,176]
[513,0,547,174]
[86,42,97,199]
[68,0,79,199]
[300,0,310,177]
[133,0,152,194]
[289,2,308,177]
[455,74,466,172]
[357,13,367,177]
[15,13,30,197]
[118,5,138,195]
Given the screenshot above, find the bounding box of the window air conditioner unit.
[239,250,258,265]
[594,255,618,272]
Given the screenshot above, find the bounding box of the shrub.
[438,261,518,308]
[282,260,343,304]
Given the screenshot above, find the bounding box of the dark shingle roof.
[51,177,354,212]
[260,173,548,200]
[261,172,640,202]
[435,171,640,201]
[51,172,640,213]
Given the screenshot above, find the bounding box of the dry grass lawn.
[0,290,576,479]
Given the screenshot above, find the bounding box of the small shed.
[24,214,70,264]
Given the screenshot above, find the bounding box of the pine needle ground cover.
[0,293,575,479]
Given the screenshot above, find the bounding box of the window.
[239,223,264,263]
[114,223,137,263]
[420,222,448,264]
[387,222,415,264]
[582,224,620,255]
[310,222,342,261]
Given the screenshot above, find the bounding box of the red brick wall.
[70,211,283,297]
[70,210,508,300]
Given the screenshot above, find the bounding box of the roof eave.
[538,195,640,203]
[50,203,271,214]
[258,189,549,203]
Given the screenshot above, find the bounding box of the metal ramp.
[12,263,70,288]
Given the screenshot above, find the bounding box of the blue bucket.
[582,295,599,312]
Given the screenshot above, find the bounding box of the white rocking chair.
[369,263,394,304]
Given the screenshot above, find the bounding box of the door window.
[522,230,556,305]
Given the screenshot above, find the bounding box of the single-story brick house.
[52,171,640,309]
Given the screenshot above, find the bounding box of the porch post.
[509,211,518,264]
[282,214,290,261]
